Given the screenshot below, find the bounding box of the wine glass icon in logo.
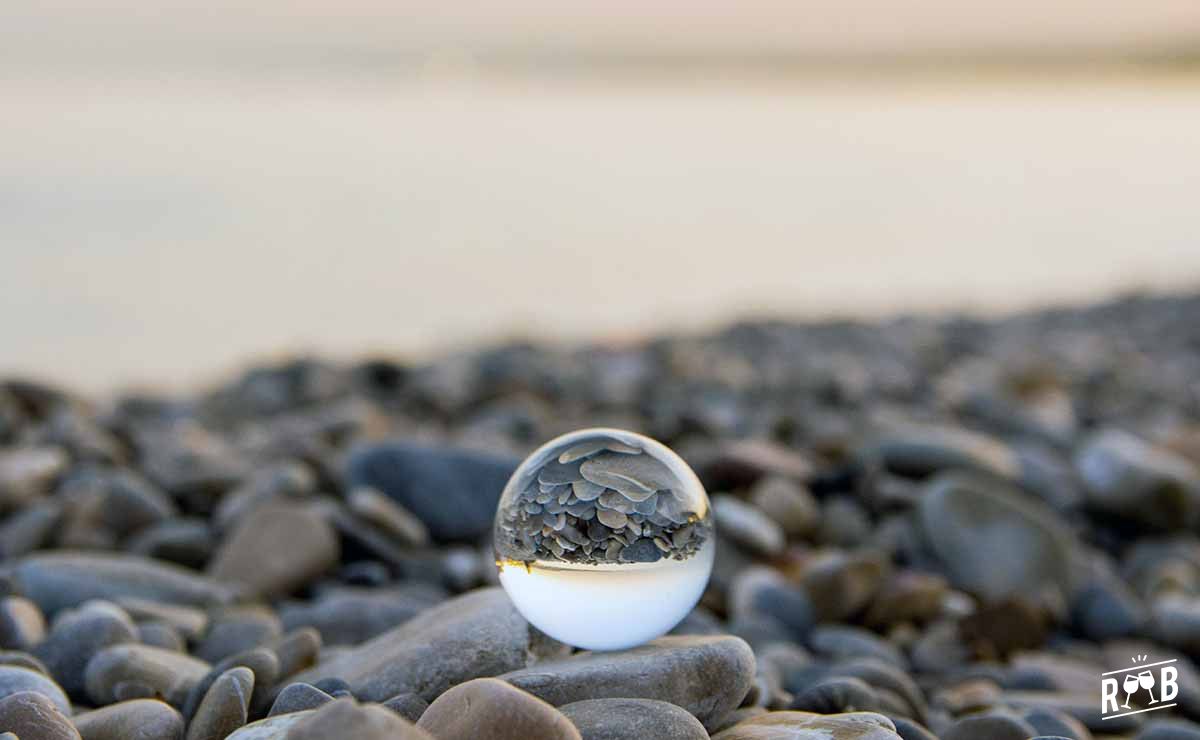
[1139,669,1159,704]
[1122,673,1140,709]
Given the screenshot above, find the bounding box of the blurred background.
[3,0,1200,394]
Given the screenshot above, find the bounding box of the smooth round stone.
[73,699,185,740]
[749,476,819,537]
[186,666,253,740]
[0,596,46,651]
[861,424,1020,479]
[942,713,1038,740]
[347,487,430,548]
[224,711,310,740]
[790,677,881,715]
[1075,428,1200,530]
[495,429,714,651]
[138,622,186,652]
[288,697,433,740]
[809,626,904,668]
[268,628,322,681]
[0,665,71,713]
[0,651,50,675]
[195,607,282,663]
[800,551,888,623]
[115,599,208,642]
[84,644,211,708]
[344,441,519,542]
[207,504,339,599]
[35,600,138,699]
[713,494,785,558]
[817,497,873,548]
[712,710,902,740]
[417,678,580,740]
[890,717,938,740]
[560,698,708,740]
[279,584,445,647]
[268,683,334,717]
[0,690,80,740]
[182,647,279,720]
[917,471,1076,605]
[729,567,815,645]
[1019,706,1091,740]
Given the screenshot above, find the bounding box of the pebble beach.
[1,291,1200,739]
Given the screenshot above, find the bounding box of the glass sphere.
[494,428,714,650]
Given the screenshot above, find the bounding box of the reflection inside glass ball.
[494,428,714,650]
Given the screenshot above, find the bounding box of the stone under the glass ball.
[494,428,714,650]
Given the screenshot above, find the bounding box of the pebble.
[268,683,335,717]
[1076,428,1200,530]
[1139,719,1200,740]
[790,677,881,714]
[863,424,1020,480]
[138,622,186,652]
[13,552,236,616]
[185,666,253,740]
[560,698,709,740]
[941,712,1038,740]
[286,697,434,740]
[416,678,581,740]
[224,712,309,739]
[279,584,446,646]
[269,628,322,681]
[712,710,902,739]
[712,494,786,557]
[343,442,518,542]
[0,446,68,511]
[0,596,46,651]
[800,551,889,623]
[291,587,561,702]
[382,692,428,723]
[500,634,755,731]
[84,643,211,708]
[0,690,81,740]
[207,504,339,599]
[347,487,430,548]
[195,607,282,663]
[749,476,819,537]
[917,471,1076,606]
[73,699,185,740]
[125,519,215,570]
[0,651,50,674]
[0,665,71,713]
[809,625,904,667]
[182,647,278,721]
[34,600,139,699]
[729,566,815,645]
[115,599,208,642]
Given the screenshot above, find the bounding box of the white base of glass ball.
[497,542,715,651]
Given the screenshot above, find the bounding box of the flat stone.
[34,600,139,699]
[115,599,208,642]
[800,551,889,623]
[84,643,211,708]
[291,588,561,702]
[0,690,80,740]
[269,628,322,681]
[285,697,433,739]
[0,446,68,511]
[500,634,755,731]
[343,442,518,542]
[790,677,881,714]
[186,666,253,740]
[347,487,430,547]
[809,626,904,668]
[712,710,902,739]
[862,425,1020,480]
[268,683,334,717]
[73,699,185,740]
[279,584,445,646]
[417,678,581,740]
[207,504,339,599]
[713,494,785,557]
[0,596,46,651]
[729,567,815,645]
[560,698,709,740]
[13,552,236,616]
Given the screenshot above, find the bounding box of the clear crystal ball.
[494,428,714,650]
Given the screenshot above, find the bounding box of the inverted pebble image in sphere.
[494,428,715,650]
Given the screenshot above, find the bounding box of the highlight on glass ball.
[494,428,714,650]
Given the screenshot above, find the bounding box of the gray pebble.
[185,666,253,740]
[0,690,80,740]
[268,682,334,717]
